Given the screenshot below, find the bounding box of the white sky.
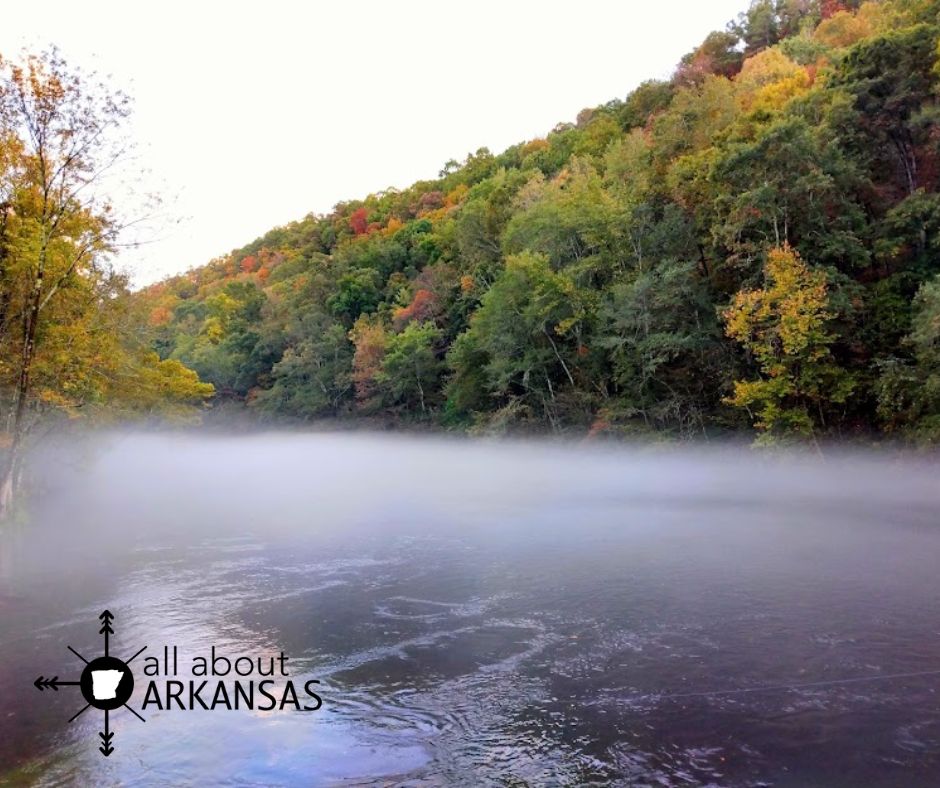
[2,1,746,287]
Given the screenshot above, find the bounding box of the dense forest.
[138,0,940,445]
[0,0,900,453]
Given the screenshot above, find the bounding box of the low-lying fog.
[2,432,939,786]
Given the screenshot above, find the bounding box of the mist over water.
[2,432,940,786]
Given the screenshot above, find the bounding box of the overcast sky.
[2,1,747,286]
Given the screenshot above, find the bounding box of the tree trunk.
[1,244,45,520]
[0,454,16,520]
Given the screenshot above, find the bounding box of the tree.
[0,51,212,517]
[733,0,781,54]
[616,80,674,130]
[254,317,352,418]
[327,268,381,323]
[599,260,723,435]
[723,245,855,444]
[0,52,116,514]
[875,274,940,441]
[105,351,214,422]
[651,76,737,165]
[502,159,621,284]
[348,207,369,235]
[703,115,869,275]
[833,24,939,195]
[814,9,873,47]
[454,168,528,272]
[170,280,269,397]
[378,321,442,415]
[348,316,388,410]
[447,252,592,429]
[675,31,744,86]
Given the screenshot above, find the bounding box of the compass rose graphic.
[34,610,147,756]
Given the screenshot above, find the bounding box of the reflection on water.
[1,433,940,786]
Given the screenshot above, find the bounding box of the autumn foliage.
[134,0,940,445]
[349,207,369,235]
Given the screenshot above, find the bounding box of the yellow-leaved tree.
[723,245,854,446]
[0,51,213,518]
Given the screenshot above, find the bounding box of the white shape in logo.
[91,669,124,700]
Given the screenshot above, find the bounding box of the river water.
[1,433,939,786]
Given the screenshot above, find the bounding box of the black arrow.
[34,675,80,691]
[99,710,113,756]
[99,610,114,656]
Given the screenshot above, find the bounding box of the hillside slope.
[138,0,940,444]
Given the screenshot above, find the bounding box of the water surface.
[1,433,939,786]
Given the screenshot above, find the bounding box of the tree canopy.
[133,0,940,447]
[0,50,212,517]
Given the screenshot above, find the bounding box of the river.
[1,432,939,786]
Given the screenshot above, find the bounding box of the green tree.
[875,274,940,441]
[616,80,674,129]
[173,281,268,397]
[448,252,591,429]
[599,260,723,435]
[327,268,381,323]
[502,159,621,284]
[378,322,442,416]
[254,317,352,418]
[833,24,939,195]
[703,115,869,274]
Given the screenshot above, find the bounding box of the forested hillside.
[139,0,940,444]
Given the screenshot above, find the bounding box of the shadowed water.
[1,433,939,786]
